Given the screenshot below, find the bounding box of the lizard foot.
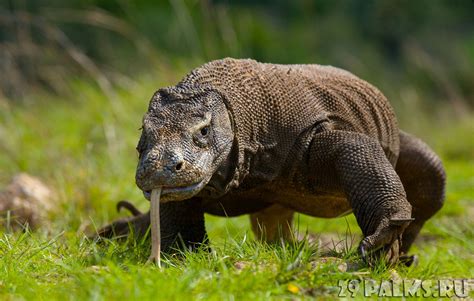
[359,218,414,267]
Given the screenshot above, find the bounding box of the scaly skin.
[97,58,445,266]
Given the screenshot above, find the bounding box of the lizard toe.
[358,219,410,266]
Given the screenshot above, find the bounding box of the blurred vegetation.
[1,0,473,120]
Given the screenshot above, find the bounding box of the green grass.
[0,74,473,300]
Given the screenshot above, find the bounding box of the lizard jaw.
[143,179,208,202]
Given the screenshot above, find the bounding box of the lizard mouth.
[143,179,207,201]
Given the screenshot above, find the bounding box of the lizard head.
[135,87,234,202]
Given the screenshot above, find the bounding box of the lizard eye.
[194,125,211,148]
[200,126,209,136]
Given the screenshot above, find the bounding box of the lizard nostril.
[175,161,184,171]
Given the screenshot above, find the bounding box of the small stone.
[87,265,110,273]
[337,262,348,272]
[389,269,401,282]
[0,173,56,230]
[234,261,250,270]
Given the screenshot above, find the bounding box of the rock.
[0,173,56,230]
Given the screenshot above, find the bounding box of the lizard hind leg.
[250,204,295,243]
[395,131,446,253]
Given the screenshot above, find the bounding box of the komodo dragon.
[98,58,445,265]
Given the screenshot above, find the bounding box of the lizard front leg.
[309,131,413,265]
[96,197,208,254]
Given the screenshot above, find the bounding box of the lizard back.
[177,58,400,190]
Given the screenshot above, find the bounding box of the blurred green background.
[1,0,473,116]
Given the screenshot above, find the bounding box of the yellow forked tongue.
[149,188,162,267]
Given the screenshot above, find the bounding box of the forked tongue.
[148,188,162,267]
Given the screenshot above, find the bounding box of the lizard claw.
[358,241,371,265]
[399,254,418,267]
